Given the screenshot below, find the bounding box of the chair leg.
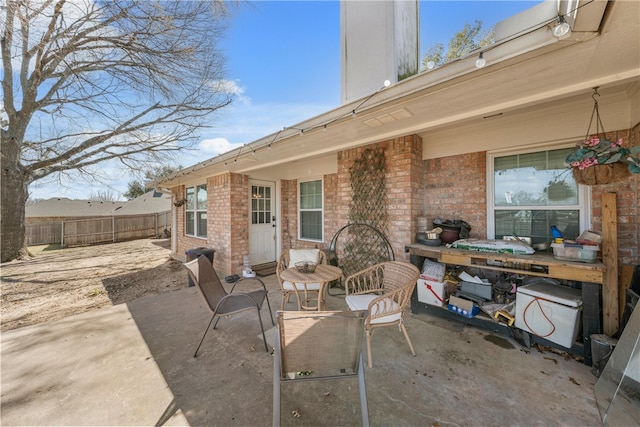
[280,292,286,311]
[256,305,270,352]
[281,291,293,311]
[194,313,217,357]
[400,323,416,357]
[265,293,275,326]
[365,330,373,368]
[358,353,370,427]
[273,330,281,427]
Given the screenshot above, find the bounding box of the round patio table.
[279,264,342,310]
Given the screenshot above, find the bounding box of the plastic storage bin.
[515,282,582,348]
[185,247,215,287]
[551,243,599,263]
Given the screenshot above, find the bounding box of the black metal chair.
[184,255,274,356]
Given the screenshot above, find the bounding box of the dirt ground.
[0,238,186,332]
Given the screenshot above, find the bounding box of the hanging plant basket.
[572,163,631,185]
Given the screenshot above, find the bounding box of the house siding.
[277,136,422,262]
[173,126,638,278]
[422,125,640,268]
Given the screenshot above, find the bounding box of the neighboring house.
[107,191,172,216]
[157,0,639,283]
[26,199,126,226]
[26,191,171,223]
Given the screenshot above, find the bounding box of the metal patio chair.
[184,255,274,356]
[273,310,369,427]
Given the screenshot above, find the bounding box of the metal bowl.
[533,242,550,251]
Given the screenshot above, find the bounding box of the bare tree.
[124,165,180,199]
[422,21,494,70]
[1,0,235,262]
[89,189,117,202]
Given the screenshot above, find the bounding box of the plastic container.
[447,303,480,318]
[551,243,599,263]
[460,280,492,300]
[590,334,617,377]
[420,259,446,282]
[448,295,479,318]
[185,247,215,287]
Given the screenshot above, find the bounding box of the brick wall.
[278,136,422,261]
[424,152,487,238]
[422,125,639,267]
[280,176,335,253]
[280,179,298,252]
[336,135,423,261]
[174,173,248,275]
[229,173,249,274]
[588,127,640,266]
[173,126,638,277]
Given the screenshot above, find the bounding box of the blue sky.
[29,0,540,200]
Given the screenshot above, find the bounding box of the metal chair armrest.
[230,276,268,293]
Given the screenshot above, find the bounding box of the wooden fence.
[25,211,171,247]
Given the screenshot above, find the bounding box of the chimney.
[340,0,419,104]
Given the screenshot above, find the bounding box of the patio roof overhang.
[158,0,639,189]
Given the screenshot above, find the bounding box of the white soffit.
[363,108,413,128]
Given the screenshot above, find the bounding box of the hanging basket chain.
[583,87,606,142]
[568,87,640,181]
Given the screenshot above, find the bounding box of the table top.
[405,242,605,284]
[280,264,342,284]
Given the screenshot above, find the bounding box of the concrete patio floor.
[1,274,602,426]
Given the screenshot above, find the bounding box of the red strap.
[426,283,444,303]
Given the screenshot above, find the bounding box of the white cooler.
[515,282,582,348]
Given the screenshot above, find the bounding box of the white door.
[248,181,277,266]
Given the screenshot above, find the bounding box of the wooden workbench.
[405,243,607,365]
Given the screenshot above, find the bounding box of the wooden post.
[601,192,619,336]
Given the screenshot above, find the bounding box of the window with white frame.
[299,179,323,241]
[487,146,590,244]
[185,184,207,238]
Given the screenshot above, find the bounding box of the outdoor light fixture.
[475,52,486,68]
[426,61,436,70]
[383,79,391,88]
[553,15,571,38]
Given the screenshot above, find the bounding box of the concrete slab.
[1,276,602,426]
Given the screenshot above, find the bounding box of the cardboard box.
[448,295,479,318]
[417,279,449,306]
